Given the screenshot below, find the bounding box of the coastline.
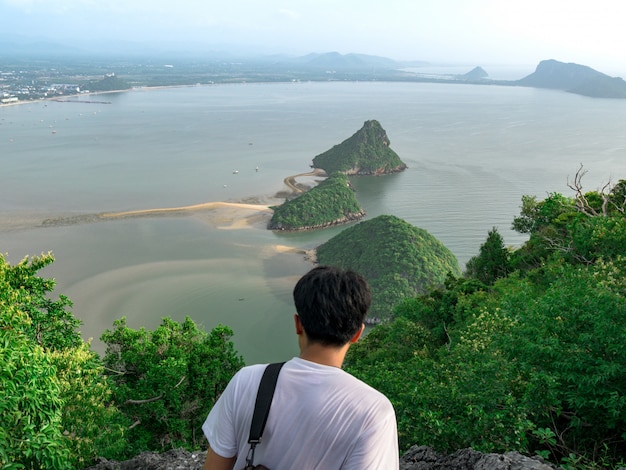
[0,84,199,108]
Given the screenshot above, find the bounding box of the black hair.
[293,265,371,347]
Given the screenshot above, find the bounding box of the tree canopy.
[0,253,244,468]
[345,173,626,468]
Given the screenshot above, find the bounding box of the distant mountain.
[459,66,488,80]
[0,39,84,57]
[312,120,407,175]
[568,75,626,99]
[286,52,399,69]
[516,59,626,98]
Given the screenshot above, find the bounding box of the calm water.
[2,81,626,363]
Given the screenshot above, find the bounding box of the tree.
[0,253,127,468]
[465,227,511,285]
[4,253,82,350]
[101,317,244,453]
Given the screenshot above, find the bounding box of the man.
[202,265,399,469]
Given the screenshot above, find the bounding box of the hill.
[458,66,488,80]
[316,215,461,321]
[312,120,407,175]
[83,74,131,92]
[268,173,365,231]
[516,59,626,98]
[287,52,399,69]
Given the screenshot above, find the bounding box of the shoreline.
[0,84,199,108]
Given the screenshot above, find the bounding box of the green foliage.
[0,254,128,468]
[0,309,70,469]
[101,317,244,454]
[465,227,511,285]
[317,214,461,319]
[269,173,363,230]
[50,343,129,467]
[311,120,406,174]
[3,253,82,351]
[494,259,626,463]
[348,250,626,466]
[511,188,626,268]
[0,255,72,468]
[84,74,131,92]
[393,275,488,345]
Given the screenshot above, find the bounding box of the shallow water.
[2,81,626,363]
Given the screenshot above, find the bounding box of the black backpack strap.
[248,362,285,444]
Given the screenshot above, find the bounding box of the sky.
[2,0,626,75]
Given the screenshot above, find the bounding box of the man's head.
[293,265,371,347]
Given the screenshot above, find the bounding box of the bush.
[101,317,244,454]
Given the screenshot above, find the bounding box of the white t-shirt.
[203,357,399,470]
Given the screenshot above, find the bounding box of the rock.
[85,448,206,470]
[399,445,558,470]
[86,446,559,470]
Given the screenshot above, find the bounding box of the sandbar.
[101,201,273,219]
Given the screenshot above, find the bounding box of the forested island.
[311,119,407,175]
[268,173,365,231]
[2,169,626,469]
[268,120,406,231]
[317,214,461,321]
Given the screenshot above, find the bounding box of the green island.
[2,170,626,469]
[268,120,406,231]
[312,119,407,175]
[317,214,461,322]
[268,173,364,231]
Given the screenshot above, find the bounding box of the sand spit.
[101,201,273,219]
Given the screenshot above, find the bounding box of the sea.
[2,78,626,364]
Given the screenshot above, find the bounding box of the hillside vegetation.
[317,215,461,321]
[312,120,407,175]
[345,171,626,469]
[2,170,625,469]
[268,173,365,230]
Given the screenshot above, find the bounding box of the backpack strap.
[245,362,285,467]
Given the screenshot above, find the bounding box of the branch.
[124,394,163,405]
[103,366,126,375]
[567,164,599,217]
[122,376,186,405]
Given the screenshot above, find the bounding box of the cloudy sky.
[2,0,626,74]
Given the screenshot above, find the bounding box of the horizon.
[2,0,626,77]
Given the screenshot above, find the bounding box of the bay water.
[2,81,626,363]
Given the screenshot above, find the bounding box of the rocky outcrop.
[343,162,408,176]
[269,208,366,231]
[399,446,557,470]
[86,446,562,470]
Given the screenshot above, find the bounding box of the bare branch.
[124,394,163,405]
[567,164,599,217]
[122,376,185,405]
[174,376,186,388]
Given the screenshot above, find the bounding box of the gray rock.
[86,445,558,470]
